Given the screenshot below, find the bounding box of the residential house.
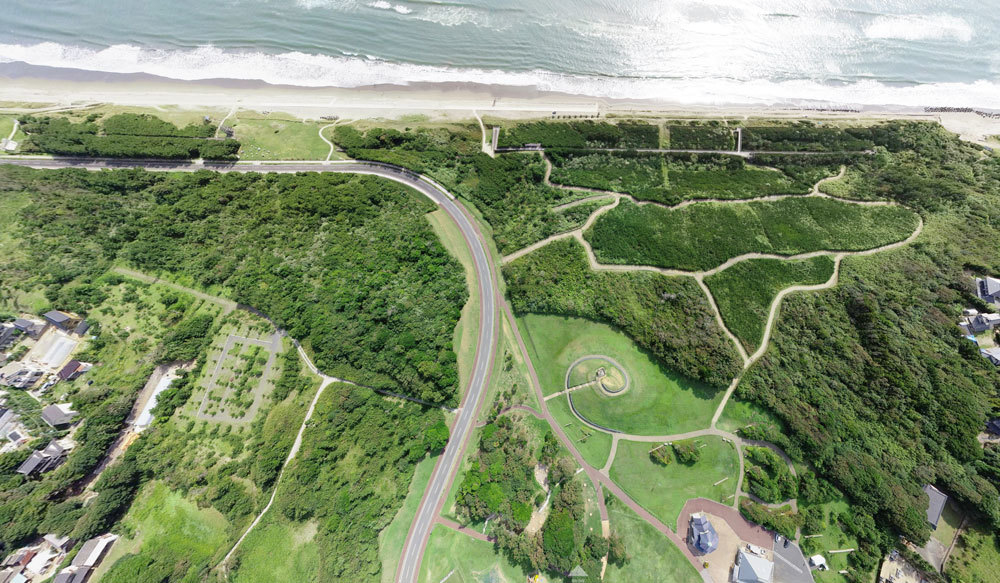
[977,276,1000,305]
[1,369,44,389]
[71,321,90,337]
[960,311,1000,334]
[732,549,773,583]
[689,512,719,554]
[982,347,1000,367]
[923,484,948,529]
[43,311,81,333]
[41,403,78,429]
[12,318,44,339]
[16,441,68,477]
[53,568,89,583]
[42,534,72,553]
[0,569,28,583]
[57,361,91,382]
[986,418,1000,436]
[71,534,116,569]
[0,325,17,351]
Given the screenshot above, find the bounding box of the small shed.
[568,565,588,579]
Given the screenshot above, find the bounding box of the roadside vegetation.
[705,256,836,352]
[585,197,919,271]
[497,120,659,149]
[17,113,240,159]
[665,123,735,150]
[505,239,742,388]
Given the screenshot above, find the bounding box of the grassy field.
[715,397,783,434]
[231,113,336,160]
[609,437,739,529]
[547,394,613,469]
[428,209,480,393]
[585,198,919,271]
[603,491,701,583]
[946,520,1000,583]
[705,256,836,352]
[418,524,528,583]
[95,481,232,583]
[519,314,721,435]
[931,500,964,546]
[231,516,320,583]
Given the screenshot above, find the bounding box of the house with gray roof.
[978,276,1000,305]
[16,441,67,478]
[42,311,81,332]
[52,567,89,583]
[982,347,1000,367]
[12,318,44,339]
[923,484,948,529]
[689,512,719,554]
[733,549,773,583]
[960,312,1000,334]
[41,404,78,429]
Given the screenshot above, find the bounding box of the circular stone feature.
[566,355,630,396]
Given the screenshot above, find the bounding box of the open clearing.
[520,314,721,435]
[609,436,739,529]
[231,113,337,160]
[231,515,321,583]
[603,491,701,583]
[192,322,282,424]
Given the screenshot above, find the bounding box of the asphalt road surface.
[0,156,499,583]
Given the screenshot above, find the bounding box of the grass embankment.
[609,437,739,529]
[585,197,919,271]
[603,491,701,583]
[714,397,783,434]
[230,517,320,583]
[95,482,231,583]
[418,524,527,583]
[705,256,836,352]
[519,314,721,435]
[547,394,613,469]
[380,456,437,583]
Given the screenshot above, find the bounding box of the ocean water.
[2,0,999,107]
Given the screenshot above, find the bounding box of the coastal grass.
[585,197,919,272]
[232,113,333,160]
[230,517,321,583]
[603,491,701,583]
[609,436,739,530]
[519,313,721,435]
[379,455,438,583]
[418,524,527,583]
[945,520,1000,583]
[547,393,614,470]
[97,481,231,583]
[705,256,836,352]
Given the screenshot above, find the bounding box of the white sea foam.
[2,42,999,108]
[367,1,412,14]
[865,14,974,43]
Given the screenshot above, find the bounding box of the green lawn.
[95,481,232,583]
[519,314,721,435]
[603,491,701,583]
[609,437,739,530]
[232,114,334,160]
[705,256,836,352]
[418,524,528,583]
[380,455,437,582]
[585,197,919,272]
[715,397,783,434]
[547,394,613,469]
[231,516,320,583]
[946,521,1000,583]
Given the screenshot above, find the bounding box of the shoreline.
[1,62,999,147]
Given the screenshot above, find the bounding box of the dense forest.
[17,113,240,159]
[735,122,1000,571]
[1,166,467,405]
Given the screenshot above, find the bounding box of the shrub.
[672,440,701,464]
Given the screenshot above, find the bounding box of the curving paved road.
[0,156,498,583]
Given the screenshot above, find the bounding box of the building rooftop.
[690,513,719,554]
[734,550,773,583]
[923,484,948,529]
[41,404,78,428]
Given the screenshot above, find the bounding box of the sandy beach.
[1,62,999,147]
